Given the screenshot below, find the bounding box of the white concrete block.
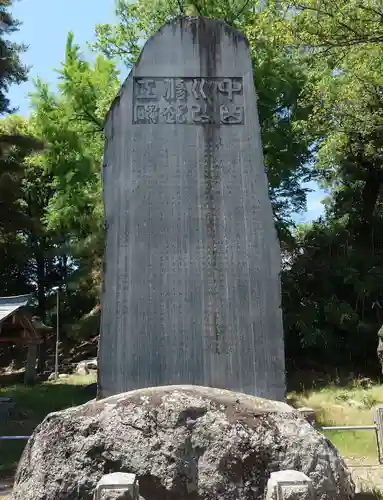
[266,470,315,500]
[93,472,139,500]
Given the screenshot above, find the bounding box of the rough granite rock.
[12,385,354,500]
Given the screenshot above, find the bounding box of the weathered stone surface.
[99,15,285,401]
[12,386,354,500]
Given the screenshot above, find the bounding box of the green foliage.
[0,116,70,313]
[21,33,120,321]
[30,32,119,237]
[283,217,383,369]
[0,27,118,340]
[273,0,383,372]
[274,0,383,221]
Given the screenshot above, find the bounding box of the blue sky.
[9,0,117,116]
[297,181,326,223]
[9,0,325,222]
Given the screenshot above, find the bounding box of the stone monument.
[98,16,285,400]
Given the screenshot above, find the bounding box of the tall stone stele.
[98,17,286,401]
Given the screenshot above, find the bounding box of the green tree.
[0,0,38,297]
[272,0,383,227]
[0,0,28,114]
[272,0,383,375]
[0,116,66,311]
[282,215,383,374]
[31,33,119,237]
[25,33,119,334]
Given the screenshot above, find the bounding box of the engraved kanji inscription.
[192,104,213,124]
[191,78,207,100]
[164,78,188,101]
[160,105,177,124]
[177,104,188,123]
[133,77,244,125]
[217,78,242,100]
[134,104,159,124]
[135,79,157,99]
[220,105,244,124]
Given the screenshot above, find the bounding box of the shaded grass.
[290,381,383,460]
[0,374,96,477]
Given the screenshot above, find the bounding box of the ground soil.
[345,457,383,493]
[0,478,12,499]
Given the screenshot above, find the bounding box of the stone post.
[266,470,315,500]
[93,472,139,500]
[373,404,383,462]
[24,342,38,385]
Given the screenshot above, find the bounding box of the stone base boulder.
[12,385,354,500]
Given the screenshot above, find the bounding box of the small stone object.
[0,397,14,422]
[93,473,138,500]
[87,360,97,370]
[76,363,89,376]
[296,407,316,425]
[25,342,38,385]
[48,373,69,381]
[266,470,315,500]
[358,377,373,389]
[76,359,97,376]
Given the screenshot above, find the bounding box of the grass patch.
[323,429,377,459]
[289,381,383,460]
[0,374,96,478]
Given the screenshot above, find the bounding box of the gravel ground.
[0,480,12,499]
[345,458,383,493]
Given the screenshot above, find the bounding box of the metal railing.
[1,416,382,463]
[320,424,376,431]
